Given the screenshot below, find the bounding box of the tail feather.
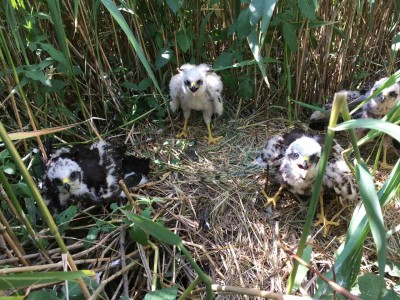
[122,156,151,187]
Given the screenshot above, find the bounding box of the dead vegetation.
[4,114,397,298]
[1,0,400,298]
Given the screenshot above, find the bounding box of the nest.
[1,112,399,299]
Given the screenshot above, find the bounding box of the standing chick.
[169,64,223,144]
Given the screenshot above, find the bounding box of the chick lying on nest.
[255,128,358,235]
[42,140,150,213]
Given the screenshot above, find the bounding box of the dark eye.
[289,152,299,160]
[197,79,203,85]
[389,91,398,98]
[70,171,80,181]
[184,80,190,86]
[52,178,62,186]
[309,154,320,164]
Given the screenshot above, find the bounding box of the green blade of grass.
[2,1,29,64]
[293,244,313,291]
[121,210,213,299]
[355,161,387,277]
[47,1,91,125]
[291,99,328,112]
[350,71,400,115]
[246,0,277,89]
[315,159,400,297]
[101,0,163,97]
[247,30,270,88]
[260,0,277,45]
[332,118,400,143]
[121,210,182,246]
[213,57,280,72]
[46,0,71,77]
[0,270,95,290]
[287,93,345,293]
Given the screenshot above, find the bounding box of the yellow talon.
[176,119,189,139]
[314,213,340,237]
[176,129,188,138]
[204,135,223,145]
[380,146,393,170]
[261,186,284,209]
[314,194,345,236]
[205,123,222,145]
[380,161,393,170]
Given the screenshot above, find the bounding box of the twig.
[135,171,172,189]
[0,221,29,266]
[0,263,63,274]
[119,179,143,213]
[192,284,312,299]
[279,242,360,300]
[119,226,129,297]
[88,260,138,300]
[148,241,159,291]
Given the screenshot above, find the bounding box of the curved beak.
[301,156,310,170]
[64,183,70,192]
[189,82,199,94]
[62,178,70,192]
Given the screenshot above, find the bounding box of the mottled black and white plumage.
[43,141,150,212]
[309,75,400,129]
[309,75,400,169]
[169,63,224,144]
[255,129,358,204]
[357,77,400,119]
[357,77,400,168]
[309,90,363,130]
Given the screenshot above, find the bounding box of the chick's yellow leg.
[204,123,223,145]
[176,118,189,138]
[380,145,393,170]
[261,186,283,209]
[314,194,342,236]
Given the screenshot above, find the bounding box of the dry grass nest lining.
[13,114,397,296]
[126,113,400,291]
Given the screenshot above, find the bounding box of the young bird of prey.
[309,90,364,131]
[255,128,358,235]
[309,75,400,169]
[358,77,400,118]
[357,77,400,169]
[43,141,150,213]
[169,63,224,144]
